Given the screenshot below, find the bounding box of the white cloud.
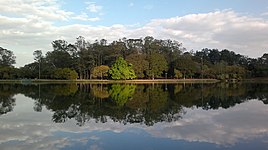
[0,0,73,21]
[134,10,268,57]
[86,2,103,13]
[72,12,100,22]
[1,1,268,67]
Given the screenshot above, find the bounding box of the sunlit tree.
[108,57,136,80]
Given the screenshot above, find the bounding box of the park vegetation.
[0,36,268,80]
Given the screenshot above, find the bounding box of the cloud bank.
[0,0,268,67]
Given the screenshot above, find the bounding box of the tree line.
[0,36,268,80]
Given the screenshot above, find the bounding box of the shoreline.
[1,78,267,84]
[0,79,220,84]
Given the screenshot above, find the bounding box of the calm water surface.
[0,83,268,150]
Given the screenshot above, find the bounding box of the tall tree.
[147,52,168,79]
[208,49,220,64]
[126,53,149,78]
[46,50,73,68]
[33,50,43,79]
[0,47,16,67]
[52,40,68,51]
[74,36,92,79]
[175,53,199,78]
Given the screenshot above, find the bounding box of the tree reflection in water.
[0,84,16,115]
[0,83,268,126]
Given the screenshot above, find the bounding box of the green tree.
[0,67,18,79]
[126,53,149,78]
[53,68,78,80]
[174,69,183,79]
[175,53,199,78]
[73,37,96,79]
[208,49,220,64]
[46,50,73,69]
[0,47,16,67]
[147,52,168,79]
[33,50,43,79]
[46,39,74,69]
[108,57,136,80]
[51,40,68,51]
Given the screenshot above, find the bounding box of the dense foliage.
[91,65,110,79]
[0,36,268,80]
[108,57,136,80]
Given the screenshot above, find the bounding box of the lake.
[0,83,268,150]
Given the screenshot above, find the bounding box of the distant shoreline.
[1,78,268,84]
[0,79,219,84]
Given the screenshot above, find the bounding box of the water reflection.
[0,83,268,149]
[0,85,16,115]
[0,83,268,125]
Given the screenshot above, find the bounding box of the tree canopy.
[92,65,110,79]
[0,36,268,80]
[0,47,16,67]
[108,57,136,80]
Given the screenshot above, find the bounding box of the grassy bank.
[0,79,220,84]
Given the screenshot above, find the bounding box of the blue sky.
[59,0,268,26]
[0,0,268,66]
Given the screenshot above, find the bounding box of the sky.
[1,0,268,67]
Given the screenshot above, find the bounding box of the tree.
[92,65,110,79]
[147,52,168,79]
[175,53,199,78]
[126,53,149,78]
[12,36,268,80]
[33,50,43,79]
[108,57,136,80]
[76,48,95,79]
[0,67,18,79]
[0,47,16,67]
[174,69,183,79]
[52,40,68,51]
[53,68,78,80]
[208,49,220,64]
[125,38,143,54]
[46,50,73,68]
